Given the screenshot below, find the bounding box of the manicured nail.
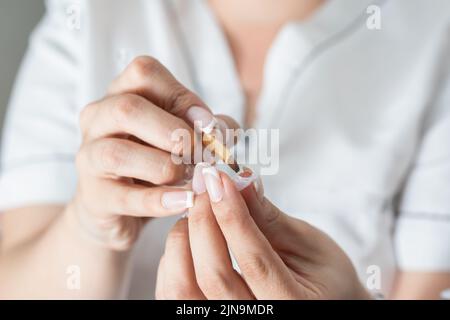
[185,106,217,134]
[192,162,210,195]
[161,191,194,210]
[202,167,223,203]
[216,165,257,192]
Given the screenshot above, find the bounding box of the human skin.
[156,165,371,300]
[1,0,448,299]
[0,56,228,299]
[206,0,450,299]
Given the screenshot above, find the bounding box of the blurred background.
[0,0,44,129]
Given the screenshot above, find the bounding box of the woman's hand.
[1,56,238,299]
[68,56,221,250]
[156,165,371,299]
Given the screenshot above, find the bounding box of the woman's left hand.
[155,165,371,300]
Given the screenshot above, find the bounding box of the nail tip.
[192,162,210,194]
[202,166,220,178]
[186,191,194,208]
[202,166,224,203]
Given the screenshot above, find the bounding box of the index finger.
[80,93,194,156]
[201,167,299,299]
[108,56,215,130]
[188,190,253,299]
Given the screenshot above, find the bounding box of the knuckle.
[160,156,181,183]
[130,55,162,80]
[112,94,145,126]
[261,199,282,225]
[79,102,97,133]
[165,85,193,112]
[97,140,129,172]
[239,253,271,282]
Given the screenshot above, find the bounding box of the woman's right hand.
[68,56,219,250]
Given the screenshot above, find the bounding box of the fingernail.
[202,167,223,203]
[216,165,258,191]
[161,191,194,210]
[192,162,210,195]
[186,106,217,134]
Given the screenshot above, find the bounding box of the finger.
[162,218,206,300]
[202,167,299,299]
[241,184,321,256]
[79,138,187,185]
[241,183,285,239]
[108,56,207,120]
[80,93,193,154]
[188,192,253,300]
[155,255,166,300]
[108,56,239,134]
[81,179,194,217]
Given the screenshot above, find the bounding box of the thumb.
[240,181,286,238]
[241,181,319,252]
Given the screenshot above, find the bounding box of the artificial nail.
[216,164,258,191]
[192,162,210,195]
[202,166,223,203]
[161,191,194,210]
[185,106,217,134]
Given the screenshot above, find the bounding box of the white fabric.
[1,0,450,298]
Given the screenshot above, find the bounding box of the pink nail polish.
[202,167,223,203]
[161,191,194,210]
[185,106,217,134]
